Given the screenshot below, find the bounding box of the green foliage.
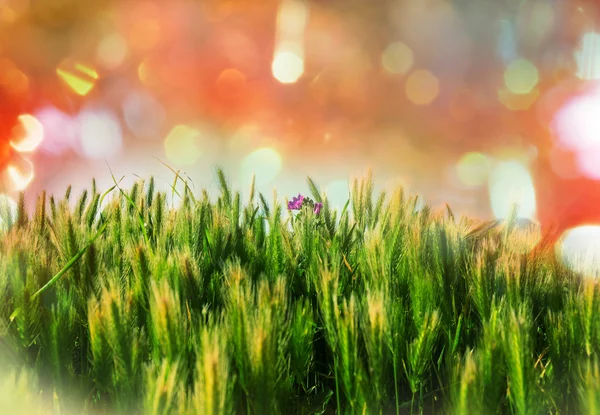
[0,166,594,414]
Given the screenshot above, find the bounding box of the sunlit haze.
[2,0,600,273]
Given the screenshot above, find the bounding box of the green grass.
[0,167,597,414]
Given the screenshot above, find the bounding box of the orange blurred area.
[2,0,600,271]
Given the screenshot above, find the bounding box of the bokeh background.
[2,0,600,266]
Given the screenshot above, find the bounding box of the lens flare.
[78,109,123,159]
[7,159,34,191]
[56,62,99,96]
[277,0,309,38]
[10,114,44,153]
[272,49,304,84]
[575,31,600,81]
[560,226,600,277]
[552,92,600,153]
[164,125,203,166]
[488,159,536,220]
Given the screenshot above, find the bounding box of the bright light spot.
[272,50,304,84]
[488,160,536,220]
[122,90,166,139]
[10,114,44,153]
[77,109,122,159]
[35,106,78,155]
[7,159,34,191]
[381,41,414,75]
[576,148,600,179]
[325,179,350,212]
[552,93,600,152]
[405,70,439,105]
[164,125,203,166]
[277,0,309,38]
[575,31,600,80]
[560,226,600,277]
[456,152,491,187]
[56,62,98,96]
[96,33,128,70]
[504,59,539,94]
[0,194,17,232]
[240,148,282,187]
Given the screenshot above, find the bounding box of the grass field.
[0,167,598,415]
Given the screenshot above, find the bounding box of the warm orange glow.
[129,19,161,51]
[272,50,304,84]
[215,68,246,99]
[10,114,44,153]
[127,2,162,51]
[0,60,29,96]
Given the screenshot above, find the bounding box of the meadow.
[0,167,598,415]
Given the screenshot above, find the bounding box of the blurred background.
[2,0,600,266]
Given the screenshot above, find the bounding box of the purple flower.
[314,202,323,215]
[287,194,305,210]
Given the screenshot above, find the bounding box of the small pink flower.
[314,202,323,215]
[287,194,305,210]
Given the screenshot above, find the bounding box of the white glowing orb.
[488,160,536,220]
[77,109,123,159]
[560,226,600,277]
[576,148,600,179]
[164,125,203,166]
[240,148,282,187]
[272,50,304,84]
[0,194,17,232]
[36,106,78,155]
[122,90,166,139]
[552,93,600,152]
[10,114,44,153]
[575,31,600,81]
[7,159,34,191]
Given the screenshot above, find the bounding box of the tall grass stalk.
[0,167,592,414]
